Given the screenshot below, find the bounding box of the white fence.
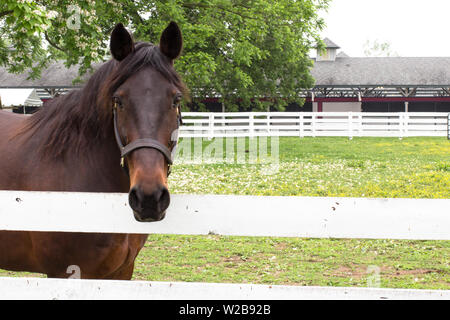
[0,191,449,300]
[179,112,450,138]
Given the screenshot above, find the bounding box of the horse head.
[106,22,185,222]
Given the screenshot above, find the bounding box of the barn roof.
[1,56,450,93]
[311,56,450,87]
[0,61,97,88]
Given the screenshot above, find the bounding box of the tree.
[0,0,330,111]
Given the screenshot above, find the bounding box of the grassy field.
[170,136,450,198]
[1,137,449,289]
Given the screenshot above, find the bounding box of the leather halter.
[113,100,181,176]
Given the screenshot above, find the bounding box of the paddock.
[0,191,448,300]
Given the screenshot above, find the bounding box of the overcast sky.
[319,0,450,57]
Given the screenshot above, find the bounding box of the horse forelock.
[98,42,188,109]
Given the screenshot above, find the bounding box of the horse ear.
[159,21,182,60]
[110,23,135,61]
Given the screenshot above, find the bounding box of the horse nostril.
[157,186,170,212]
[128,186,142,212]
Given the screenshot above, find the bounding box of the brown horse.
[0,22,187,279]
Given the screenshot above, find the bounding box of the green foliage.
[0,0,330,110]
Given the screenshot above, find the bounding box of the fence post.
[208,114,214,140]
[399,113,404,140]
[447,113,450,140]
[299,113,304,138]
[348,112,353,140]
[404,113,409,137]
[358,113,363,137]
[311,113,316,137]
[249,113,254,138]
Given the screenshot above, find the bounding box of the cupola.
[316,38,340,61]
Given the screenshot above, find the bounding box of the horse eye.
[173,94,182,108]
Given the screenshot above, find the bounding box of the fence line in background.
[179,112,450,138]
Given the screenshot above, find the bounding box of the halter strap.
[120,138,173,164]
[113,105,179,176]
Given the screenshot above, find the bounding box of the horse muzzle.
[128,185,170,222]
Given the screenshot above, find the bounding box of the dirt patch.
[330,264,368,279]
[330,264,439,279]
[275,242,290,251]
[387,268,437,277]
[304,258,325,263]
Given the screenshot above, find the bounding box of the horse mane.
[15,42,187,160]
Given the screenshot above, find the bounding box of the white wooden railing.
[179,112,450,138]
[0,191,449,300]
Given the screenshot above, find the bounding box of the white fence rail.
[0,191,449,300]
[1,277,449,300]
[179,112,450,138]
[1,191,449,240]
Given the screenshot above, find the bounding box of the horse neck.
[33,100,129,191]
[87,128,129,185]
[62,127,129,192]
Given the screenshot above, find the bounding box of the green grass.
[1,137,449,289]
[133,235,449,290]
[170,137,450,198]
